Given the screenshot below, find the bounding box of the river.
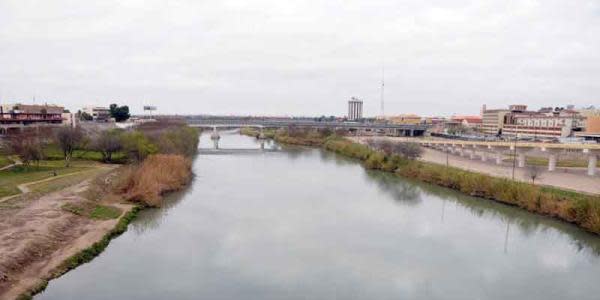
[37,132,600,300]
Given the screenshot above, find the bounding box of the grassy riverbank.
[7,122,199,300]
[253,129,600,235]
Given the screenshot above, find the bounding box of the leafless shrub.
[366,139,423,160]
[7,130,45,166]
[93,129,124,162]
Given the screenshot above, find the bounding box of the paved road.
[350,137,600,195]
[420,148,600,195]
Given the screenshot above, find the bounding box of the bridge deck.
[198,148,278,154]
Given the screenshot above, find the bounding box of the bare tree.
[55,127,84,167]
[8,130,45,166]
[366,139,423,160]
[393,142,423,160]
[526,165,542,185]
[93,129,123,163]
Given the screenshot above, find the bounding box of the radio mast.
[380,64,385,118]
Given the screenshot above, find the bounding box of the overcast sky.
[0,0,599,117]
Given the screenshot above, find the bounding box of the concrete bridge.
[400,138,600,176]
[186,116,429,137]
[198,148,279,154]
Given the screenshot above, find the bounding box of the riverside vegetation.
[2,120,199,300]
[243,127,600,235]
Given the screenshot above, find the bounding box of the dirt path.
[0,166,132,299]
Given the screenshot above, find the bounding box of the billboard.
[143,106,157,111]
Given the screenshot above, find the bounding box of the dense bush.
[121,131,158,162]
[119,154,192,206]
[153,126,199,156]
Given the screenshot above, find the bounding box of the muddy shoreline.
[0,166,138,300]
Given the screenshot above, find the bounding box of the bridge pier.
[588,154,597,176]
[583,149,598,176]
[495,152,503,165]
[517,152,526,168]
[548,153,557,171]
[210,127,221,149]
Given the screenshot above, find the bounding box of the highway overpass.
[184,116,429,137]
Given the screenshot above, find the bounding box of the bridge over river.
[198,148,279,155]
[185,116,429,137]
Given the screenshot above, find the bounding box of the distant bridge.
[185,116,429,137]
[198,148,279,155]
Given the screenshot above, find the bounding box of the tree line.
[4,120,199,167]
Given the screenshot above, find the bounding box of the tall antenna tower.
[380,64,385,118]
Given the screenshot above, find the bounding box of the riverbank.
[1,122,199,300]
[247,129,600,235]
[2,155,195,300]
[0,165,130,299]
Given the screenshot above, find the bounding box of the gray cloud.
[1,0,599,116]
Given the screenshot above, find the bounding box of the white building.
[82,106,111,122]
[348,97,363,121]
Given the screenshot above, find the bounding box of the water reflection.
[370,170,600,256]
[363,170,422,205]
[129,180,194,235]
[36,133,600,300]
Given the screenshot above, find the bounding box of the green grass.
[44,144,126,163]
[28,168,106,195]
[90,205,122,220]
[61,202,121,220]
[0,155,12,168]
[503,155,599,168]
[61,203,85,216]
[0,160,94,198]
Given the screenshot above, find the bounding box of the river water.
[37,132,600,300]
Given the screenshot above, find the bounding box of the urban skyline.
[1,1,600,116]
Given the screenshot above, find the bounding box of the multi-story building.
[501,108,584,139]
[81,106,111,122]
[0,103,64,125]
[482,109,510,136]
[576,107,600,142]
[481,104,539,136]
[347,97,363,121]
